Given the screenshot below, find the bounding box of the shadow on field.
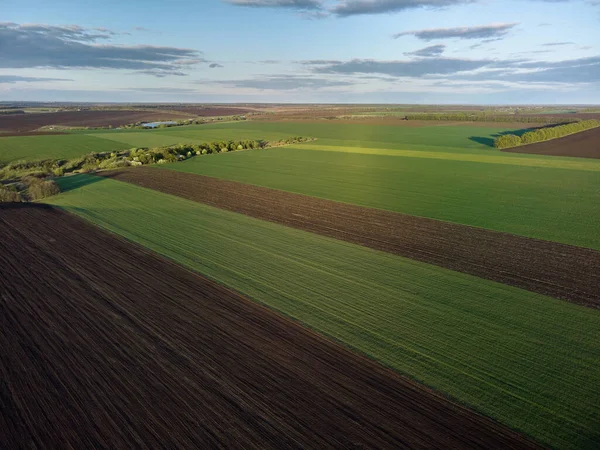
[0,202,54,211]
[469,127,541,148]
[56,173,106,192]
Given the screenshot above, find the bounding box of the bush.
[0,186,22,202]
[494,134,522,149]
[24,178,60,201]
[521,131,537,144]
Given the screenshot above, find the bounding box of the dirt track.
[504,126,600,158]
[0,203,540,449]
[0,110,194,132]
[102,168,600,308]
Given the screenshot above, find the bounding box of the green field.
[164,146,600,250]
[3,121,599,249]
[91,126,290,148]
[1,120,540,163]
[0,134,129,163]
[48,175,600,450]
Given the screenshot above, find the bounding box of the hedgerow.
[0,136,315,202]
[494,120,600,149]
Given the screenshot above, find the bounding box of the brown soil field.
[0,110,195,132]
[0,203,540,449]
[102,168,600,308]
[503,126,600,158]
[156,106,255,116]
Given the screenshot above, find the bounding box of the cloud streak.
[404,44,446,57]
[542,41,574,46]
[299,59,344,65]
[313,57,495,77]
[224,0,322,9]
[0,75,73,84]
[216,75,354,90]
[0,22,203,77]
[394,23,518,41]
[224,0,475,16]
[331,0,474,16]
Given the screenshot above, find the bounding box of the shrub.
[494,134,522,149]
[521,131,537,144]
[0,186,22,202]
[25,179,60,201]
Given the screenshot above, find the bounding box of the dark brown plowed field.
[102,168,600,308]
[503,126,600,158]
[0,110,194,132]
[0,203,540,449]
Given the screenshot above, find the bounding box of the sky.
[1,0,600,104]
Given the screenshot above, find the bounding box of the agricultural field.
[159,137,600,249]
[102,167,600,307]
[3,204,539,449]
[47,175,600,449]
[503,126,600,159]
[3,109,600,449]
[0,133,129,164]
[0,109,197,132]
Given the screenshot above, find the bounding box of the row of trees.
[494,120,600,149]
[0,136,314,186]
[126,137,312,165]
[405,113,579,124]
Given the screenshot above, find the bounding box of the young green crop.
[0,134,129,164]
[48,175,600,450]
[163,146,600,250]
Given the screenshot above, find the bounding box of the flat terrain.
[504,126,600,158]
[0,131,67,137]
[102,167,600,308]
[0,109,194,132]
[164,142,600,250]
[2,118,599,249]
[155,105,255,116]
[0,203,539,449]
[48,176,600,449]
[0,134,129,163]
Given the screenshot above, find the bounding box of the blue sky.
[2,0,599,103]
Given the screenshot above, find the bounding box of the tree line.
[404,113,579,125]
[0,136,315,202]
[494,120,600,149]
